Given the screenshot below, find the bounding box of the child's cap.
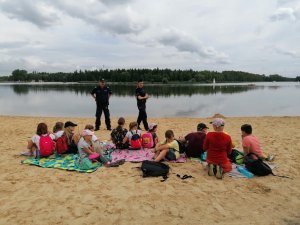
[210,118,225,127]
[197,123,209,131]
[82,129,94,137]
[64,121,77,128]
[149,123,157,131]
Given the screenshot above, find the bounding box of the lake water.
[0,82,299,118]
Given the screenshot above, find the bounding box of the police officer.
[91,78,112,131]
[136,79,150,131]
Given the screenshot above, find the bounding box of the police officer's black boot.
[95,116,101,131]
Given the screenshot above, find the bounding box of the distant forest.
[0,69,299,83]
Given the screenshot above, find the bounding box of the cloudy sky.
[0,0,299,77]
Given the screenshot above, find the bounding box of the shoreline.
[0,81,299,85]
[0,115,299,225]
[1,114,299,120]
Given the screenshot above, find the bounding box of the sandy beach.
[0,115,299,225]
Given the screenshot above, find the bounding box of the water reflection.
[0,82,299,117]
[10,83,261,97]
[12,85,30,95]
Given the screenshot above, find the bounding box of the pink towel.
[167,154,187,163]
[111,149,187,163]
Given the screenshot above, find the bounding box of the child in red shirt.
[203,118,232,179]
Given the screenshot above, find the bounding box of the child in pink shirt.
[241,124,273,161]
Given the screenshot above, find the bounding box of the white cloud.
[156,29,230,64]
[0,0,59,28]
[0,0,299,77]
[99,0,133,6]
[271,45,300,58]
[270,7,299,21]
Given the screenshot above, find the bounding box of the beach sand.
[0,115,299,225]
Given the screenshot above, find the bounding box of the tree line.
[1,68,299,83]
[11,83,256,97]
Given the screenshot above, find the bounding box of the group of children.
[204,118,273,179]
[109,119,180,163]
[110,118,159,150]
[24,121,125,168]
[23,117,273,177]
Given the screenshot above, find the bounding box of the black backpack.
[244,153,291,179]
[244,153,272,176]
[176,140,187,154]
[141,160,170,181]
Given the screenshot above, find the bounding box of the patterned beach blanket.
[111,149,187,163]
[226,163,277,178]
[21,154,102,173]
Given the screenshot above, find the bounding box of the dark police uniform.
[91,85,112,130]
[136,87,149,131]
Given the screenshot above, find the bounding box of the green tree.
[11,69,28,81]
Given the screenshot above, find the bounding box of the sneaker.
[208,164,215,176]
[266,154,275,162]
[105,162,119,167]
[115,159,125,165]
[215,165,223,179]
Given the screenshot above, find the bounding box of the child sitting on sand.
[141,123,158,148]
[123,122,142,147]
[84,124,99,142]
[148,123,159,148]
[203,118,232,179]
[153,130,179,162]
[53,122,64,140]
[77,129,124,168]
[63,121,80,154]
[111,117,129,149]
[84,124,102,153]
[241,124,274,161]
[25,122,55,157]
[177,122,208,158]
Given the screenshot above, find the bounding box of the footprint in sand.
[247,182,271,194]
